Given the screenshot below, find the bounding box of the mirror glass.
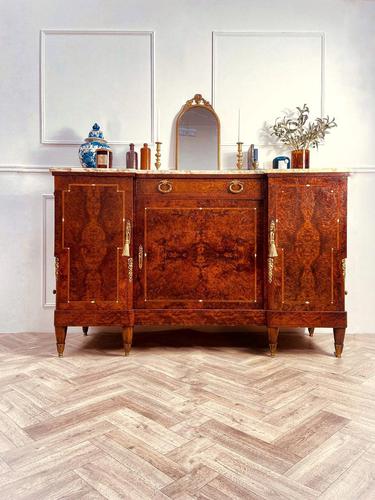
[176,94,220,170]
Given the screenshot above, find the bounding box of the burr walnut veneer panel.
[52,171,348,358]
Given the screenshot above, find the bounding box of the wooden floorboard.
[0,329,374,499]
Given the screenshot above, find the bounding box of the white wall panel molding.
[0,166,51,173]
[40,30,155,145]
[212,31,325,147]
[42,194,55,308]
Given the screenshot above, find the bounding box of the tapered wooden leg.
[82,326,89,336]
[268,327,279,356]
[55,326,67,358]
[308,327,315,337]
[333,328,345,358]
[122,326,133,357]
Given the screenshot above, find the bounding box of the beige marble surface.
[50,167,352,174]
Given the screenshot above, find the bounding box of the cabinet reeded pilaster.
[52,170,348,358]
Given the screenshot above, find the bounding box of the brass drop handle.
[122,220,131,257]
[138,244,144,270]
[158,180,173,193]
[228,180,244,194]
[268,220,278,283]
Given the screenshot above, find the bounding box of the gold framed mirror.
[176,94,220,170]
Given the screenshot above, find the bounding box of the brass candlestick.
[236,142,244,170]
[154,141,162,170]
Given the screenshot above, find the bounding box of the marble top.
[51,167,351,175]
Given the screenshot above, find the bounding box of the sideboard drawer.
[136,177,264,199]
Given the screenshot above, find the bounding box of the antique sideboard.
[52,169,348,358]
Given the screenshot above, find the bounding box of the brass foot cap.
[56,344,65,357]
[308,328,314,337]
[269,343,277,356]
[124,351,130,357]
[335,344,343,358]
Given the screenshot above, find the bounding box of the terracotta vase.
[291,149,310,169]
[140,143,151,170]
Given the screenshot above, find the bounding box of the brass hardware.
[228,180,244,194]
[55,256,59,281]
[268,220,278,283]
[236,142,244,170]
[267,257,274,284]
[269,220,278,258]
[138,245,144,270]
[269,343,277,356]
[155,141,162,170]
[342,258,346,280]
[128,257,133,282]
[335,344,343,358]
[122,220,131,257]
[158,179,173,193]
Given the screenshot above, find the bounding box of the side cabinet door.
[267,175,347,312]
[54,176,133,311]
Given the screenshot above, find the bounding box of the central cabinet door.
[135,177,264,309]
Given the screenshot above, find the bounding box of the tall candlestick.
[237,108,241,143]
[236,142,244,170]
[156,108,160,142]
[155,141,162,170]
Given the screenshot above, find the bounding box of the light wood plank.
[0,330,373,499]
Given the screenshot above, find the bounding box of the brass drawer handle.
[158,180,173,193]
[228,180,244,194]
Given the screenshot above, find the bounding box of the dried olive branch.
[270,104,337,150]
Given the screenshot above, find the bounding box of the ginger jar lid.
[85,123,107,143]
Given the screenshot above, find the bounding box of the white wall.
[0,0,374,333]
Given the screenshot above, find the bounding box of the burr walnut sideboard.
[52,169,348,358]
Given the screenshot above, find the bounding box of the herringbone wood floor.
[0,329,374,499]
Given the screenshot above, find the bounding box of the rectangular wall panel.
[41,30,155,144]
[213,32,324,146]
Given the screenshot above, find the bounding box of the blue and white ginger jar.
[78,123,112,168]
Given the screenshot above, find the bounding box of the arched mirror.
[176,94,220,170]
